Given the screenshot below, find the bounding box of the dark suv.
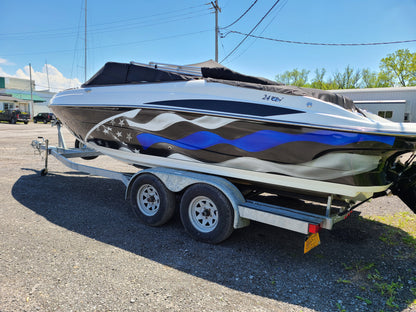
[33,113,55,124]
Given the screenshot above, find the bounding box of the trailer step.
[238,200,341,234]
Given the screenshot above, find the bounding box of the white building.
[0,94,27,111]
[0,76,56,116]
[333,87,416,123]
[32,90,56,114]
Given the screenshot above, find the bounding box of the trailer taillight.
[308,224,321,234]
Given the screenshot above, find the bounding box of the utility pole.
[29,63,34,119]
[45,60,50,91]
[210,1,221,62]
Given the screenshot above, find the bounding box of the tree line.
[275,49,416,89]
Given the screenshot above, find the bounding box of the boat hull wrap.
[51,105,415,201]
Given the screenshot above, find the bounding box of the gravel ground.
[1,123,416,312]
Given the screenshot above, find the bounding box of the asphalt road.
[1,123,416,312]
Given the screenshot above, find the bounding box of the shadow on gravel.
[13,172,416,312]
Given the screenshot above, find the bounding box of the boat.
[49,61,416,212]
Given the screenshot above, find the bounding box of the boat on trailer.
[49,61,416,209]
[36,60,416,250]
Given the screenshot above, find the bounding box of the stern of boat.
[390,155,416,213]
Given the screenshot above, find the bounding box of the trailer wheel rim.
[137,184,160,216]
[188,196,218,233]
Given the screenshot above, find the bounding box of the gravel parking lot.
[1,123,416,312]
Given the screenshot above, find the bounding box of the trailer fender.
[126,168,250,229]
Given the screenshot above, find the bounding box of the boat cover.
[83,61,355,111]
[201,65,355,111]
[83,62,192,86]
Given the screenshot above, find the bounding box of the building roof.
[10,93,46,102]
[333,86,416,94]
[0,94,21,102]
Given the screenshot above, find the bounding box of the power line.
[85,10,210,35]
[0,4,208,38]
[221,0,257,29]
[220,0,281,63]
[0,12,211,41]
[1,29,213,57]
[224,31,416,46]
[227,0,288,63]
[0,7,210,41]
[85,4,207,29]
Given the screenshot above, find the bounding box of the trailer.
[31,122,357,253]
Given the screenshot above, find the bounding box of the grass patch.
[334,212,416,310]
[374,280,403,297]
[342,261,375,273]
[367,269,383,282]
[364,212,416,249]
[336,302,347,312]
[355,295,372,305]
[338,260,414,310]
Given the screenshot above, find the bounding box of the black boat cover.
[83,62,192,86]
[201,66,355,111]
[83,61,355,111]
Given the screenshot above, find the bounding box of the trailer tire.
[10,117,17,124]
[180,183,234,244]
[130,173,176,227]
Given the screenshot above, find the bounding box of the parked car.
[0,109,30,124]
[33,113,55,124]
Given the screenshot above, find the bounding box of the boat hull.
[50,104,416,202]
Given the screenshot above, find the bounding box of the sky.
[1,0,415,92]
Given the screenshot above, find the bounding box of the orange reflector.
[304,233,321,253]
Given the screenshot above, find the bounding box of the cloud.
[0,67,11,77]
[0,58,14,65]
[0,64,81,92]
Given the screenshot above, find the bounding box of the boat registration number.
[304,233,320,254]
[262,94,283,102]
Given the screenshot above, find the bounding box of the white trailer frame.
[31,123,353,252]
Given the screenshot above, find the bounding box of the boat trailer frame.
[31,123,355,253]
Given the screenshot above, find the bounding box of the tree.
[413,52,416,82]
[273,49,416,89]
[361,68,391,88]
[275,68,310,87]
[379,49,416,86]
[309,68,338,90]
[310,68,327,89]
[331,65,361,89]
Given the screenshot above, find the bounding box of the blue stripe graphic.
[137,129,395,152]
